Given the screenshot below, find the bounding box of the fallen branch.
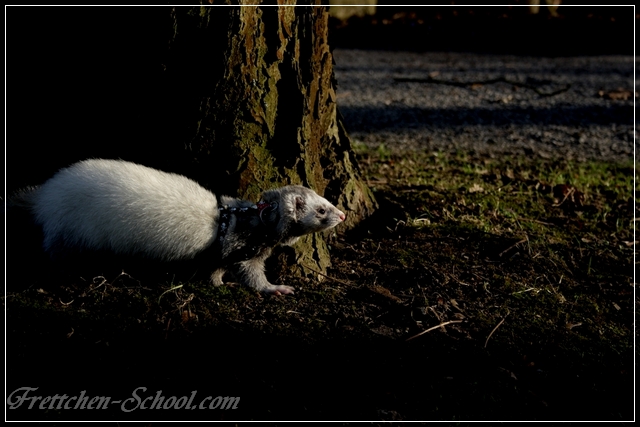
[406,320,464,341]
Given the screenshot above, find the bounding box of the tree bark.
[161,4,377,276]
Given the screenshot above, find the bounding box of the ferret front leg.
[210,268,227,286]
[232,258,295,296]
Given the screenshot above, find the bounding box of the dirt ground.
[7,148,634,422]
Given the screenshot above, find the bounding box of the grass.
[5,146,636,421]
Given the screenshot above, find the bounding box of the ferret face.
[295,191,346,233]
[262,185,346,237]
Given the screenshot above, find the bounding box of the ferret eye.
[318,208,326,215]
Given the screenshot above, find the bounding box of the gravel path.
[333,49,636,162]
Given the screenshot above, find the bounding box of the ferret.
[18,159,346,295]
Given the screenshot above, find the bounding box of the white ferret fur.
[23,159,346,295]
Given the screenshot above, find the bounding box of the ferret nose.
[339,212,346,221]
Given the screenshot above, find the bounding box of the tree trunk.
[8,4,376,278]
[160,4,377,276]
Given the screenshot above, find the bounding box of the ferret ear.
[295,195,306,212]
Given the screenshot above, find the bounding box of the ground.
[6,146,634,421]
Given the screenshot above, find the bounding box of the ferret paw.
[264,285,295,296]
[210,268,226,286]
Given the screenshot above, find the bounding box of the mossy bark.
[164,4,377,276]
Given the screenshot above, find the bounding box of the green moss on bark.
[169,3,376,276]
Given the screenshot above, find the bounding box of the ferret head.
[260,185,346,242]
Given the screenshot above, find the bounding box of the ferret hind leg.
[231,258,294,296]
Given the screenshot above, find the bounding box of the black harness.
[217,201,279,242]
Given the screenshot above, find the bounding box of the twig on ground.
[519,218,555,226]
[485,311,510,348]
[302,265,354,287]
[499,239,527,258]
[406,320,464,341]
[158,284,183,305]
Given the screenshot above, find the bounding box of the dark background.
[329,4,635,55]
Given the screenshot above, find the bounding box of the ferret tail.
[5,186,40,211]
